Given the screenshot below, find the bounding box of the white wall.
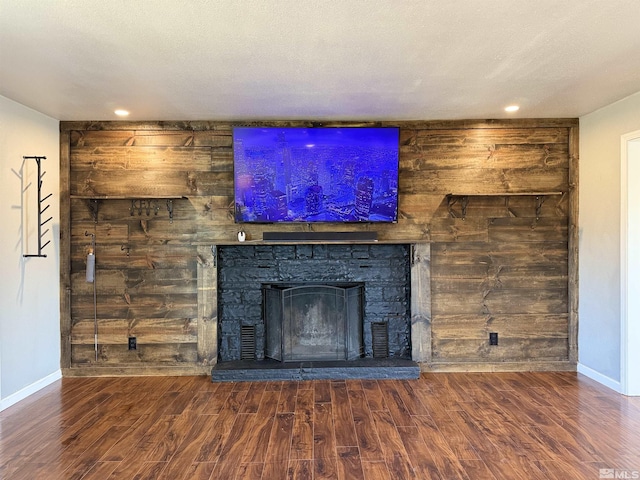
[624,138,640,394]
[0,95,61,411]
[579,90,640,390]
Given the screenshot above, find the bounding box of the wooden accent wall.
[60,119,578,375]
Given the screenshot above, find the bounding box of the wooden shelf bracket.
[447,194,469,220]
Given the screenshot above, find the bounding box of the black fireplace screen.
[263,284,364,362]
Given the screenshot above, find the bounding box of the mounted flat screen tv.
[233,127,399,223]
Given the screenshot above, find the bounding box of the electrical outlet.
[128,336,137,350]
[489,332,498,346]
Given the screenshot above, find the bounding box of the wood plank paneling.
[70,146,214,170]
[60,119,577,374]
[400,167,569,195]
[70,170,233,197]
[71,318,197,345]
[71,343,198,365]
[401,143,569,170]
[408,127,570,145]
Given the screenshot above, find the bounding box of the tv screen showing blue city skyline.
[233,127,399,223]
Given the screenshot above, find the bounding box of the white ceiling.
[1,0,640,122]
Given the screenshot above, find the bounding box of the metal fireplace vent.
[371,322,389,358]
[240,325,256,360]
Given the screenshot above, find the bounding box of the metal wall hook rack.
[23,156,52,258]
[129,199,161,217]
[127,199,174,223]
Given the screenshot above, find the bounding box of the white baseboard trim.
[577,363,622,393]
[0,370,62,412]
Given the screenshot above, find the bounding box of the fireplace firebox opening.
[263,283,364,362]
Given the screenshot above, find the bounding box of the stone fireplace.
[216,244,412,365]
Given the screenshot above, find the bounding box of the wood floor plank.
[152,413,197,462]
[371,410,415,479]
[154,413,219,480]
[78,460,120,480]
[458,460,497,480]
[192,413,233,462]
[360,380,387,411]
[105,413,187,478]
[361,460,392,480]
[290,390,314,460]
[337,446,365,480]
[315,380,332,403]
[314,456,339,480]
[348,388,384,461]
[212,413,256,478]
[412,415,471,478]
[393,380,430,416]
[199,381,235,414]
[265,412,295,461]
[345,379,364,392]
[1,373,639,480]
[262,413,295,479]
[178,462,216,480]
[264,380,284,391]
[481,455,548,480]
[288,459,313,479]
[235,462,265,479]
[101,413,160,461]
[411,380,480,461]
[278,381,299,413]
[295,387,314,414]
[239,381,266,414]
[331,382,358,447]
[241,390,280,464]
[467,386,555,462]
[534,459,592,480]
[182,391,218,414]
[314,403,336,460]
[397,425,444,479]
[60,424,131,480]
[446,409,501,459]
[376,380,414,427]
[164,388,199,415]
[132,461,169,480]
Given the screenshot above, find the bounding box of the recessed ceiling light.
[504,105,520,113]
[114,109,130,117]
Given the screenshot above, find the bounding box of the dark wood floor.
[1,372,639,479]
